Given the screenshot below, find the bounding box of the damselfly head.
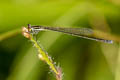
[27,24,37,34]
[104,40,113,44]
[28,24,32,32]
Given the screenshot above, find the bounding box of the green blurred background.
[0,0,120,80]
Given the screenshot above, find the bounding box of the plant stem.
[22,27,63,80]
[30,34,59,75]
[0,28,21,41]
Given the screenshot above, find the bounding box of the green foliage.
[0,0,120,80]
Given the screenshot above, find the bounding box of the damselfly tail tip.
[105,40,113,44]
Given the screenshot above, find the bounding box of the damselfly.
[27,24,113,43]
